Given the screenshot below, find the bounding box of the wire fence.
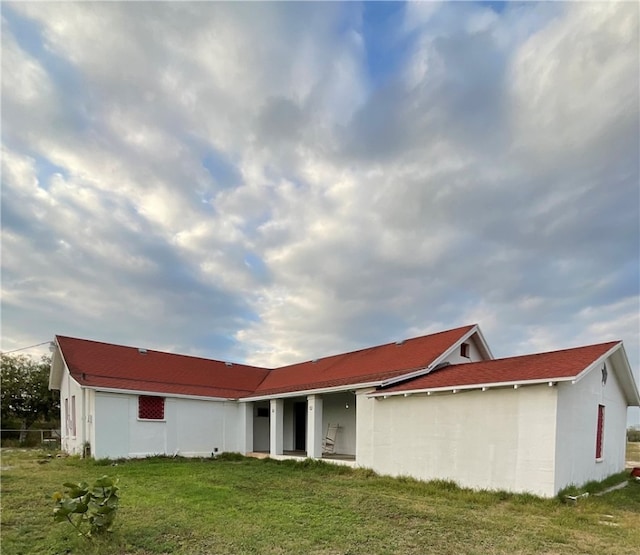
[1,428,61,447]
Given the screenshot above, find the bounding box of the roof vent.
[311,359,318,363]
[395,340,405,346]
[138,348,147,355]
[225,361,233,367]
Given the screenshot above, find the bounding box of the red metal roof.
[56,336,270,398]
[248,325,476,397]
[379,341,620,394]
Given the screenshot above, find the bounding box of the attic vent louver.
[138,348,147,354]
[225,362,233,367]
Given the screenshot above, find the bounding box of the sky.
[1,1,639,424]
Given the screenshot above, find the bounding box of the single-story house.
[49,324,640,497]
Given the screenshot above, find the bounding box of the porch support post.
[241,402,253,455]
[270,398,283,456]
[306,394,323,459]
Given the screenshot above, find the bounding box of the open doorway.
[293,401,306,452]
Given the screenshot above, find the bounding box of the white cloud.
[509,1,639,166]
[1,0,638,423]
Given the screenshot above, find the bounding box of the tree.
[1,353,59,441]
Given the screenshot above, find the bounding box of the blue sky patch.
[244,252,270,283]
[201,148,243,189]
[362,1,411,87]
[34,155,69,189]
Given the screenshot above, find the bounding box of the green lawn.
[1,447,639,555]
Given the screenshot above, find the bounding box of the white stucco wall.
[442,337,484,365]
[93,391,243,459]
[357,385,559,497]
[554,358,628,492]
[93,393,130,458]
[59,369,85,455]
[86,389,96,455]
[322,392,357,455]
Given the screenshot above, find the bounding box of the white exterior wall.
[554,359,628,492]
[442,338,484,365]
[59,369,85,455]
[357,385,559,497]
[86,389,96,456]
[93,391,244,459]
[322,392,357,455]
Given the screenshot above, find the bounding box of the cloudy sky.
[1,1,638,419]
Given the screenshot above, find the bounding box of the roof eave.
[240,380,383,401]
[608,342,640,406]
[49,337,66,390]
[89,386,235,402]
[472,325,494,360]
[569,341,640,405]
[368,377,572,398]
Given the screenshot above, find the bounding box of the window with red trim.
[138,396,165,420]
[595,404,605,459]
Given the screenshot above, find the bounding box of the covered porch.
[242,391,357,462]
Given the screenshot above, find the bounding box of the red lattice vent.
[138,396,165,420]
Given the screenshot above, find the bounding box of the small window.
[595,404,605,460]
[64,398,69,435]
[71,395,76,436]
[460,343,470,358]
[138,396,165,420]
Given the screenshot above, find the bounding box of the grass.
[1,446,639,555]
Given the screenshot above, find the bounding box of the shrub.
[53,476,119,537]
[627,428,640,442]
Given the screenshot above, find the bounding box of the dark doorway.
[294,402,306,451]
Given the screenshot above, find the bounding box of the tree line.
[1,353,59,442]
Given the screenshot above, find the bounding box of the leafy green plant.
[52,475,119,537]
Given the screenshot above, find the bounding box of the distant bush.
[628,429,640,442]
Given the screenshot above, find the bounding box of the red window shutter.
[138,396,165,420]
[595,404,605,459]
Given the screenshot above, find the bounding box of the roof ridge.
[56,335,270,371]
[471,340,621,365]
[274,324,475,370]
